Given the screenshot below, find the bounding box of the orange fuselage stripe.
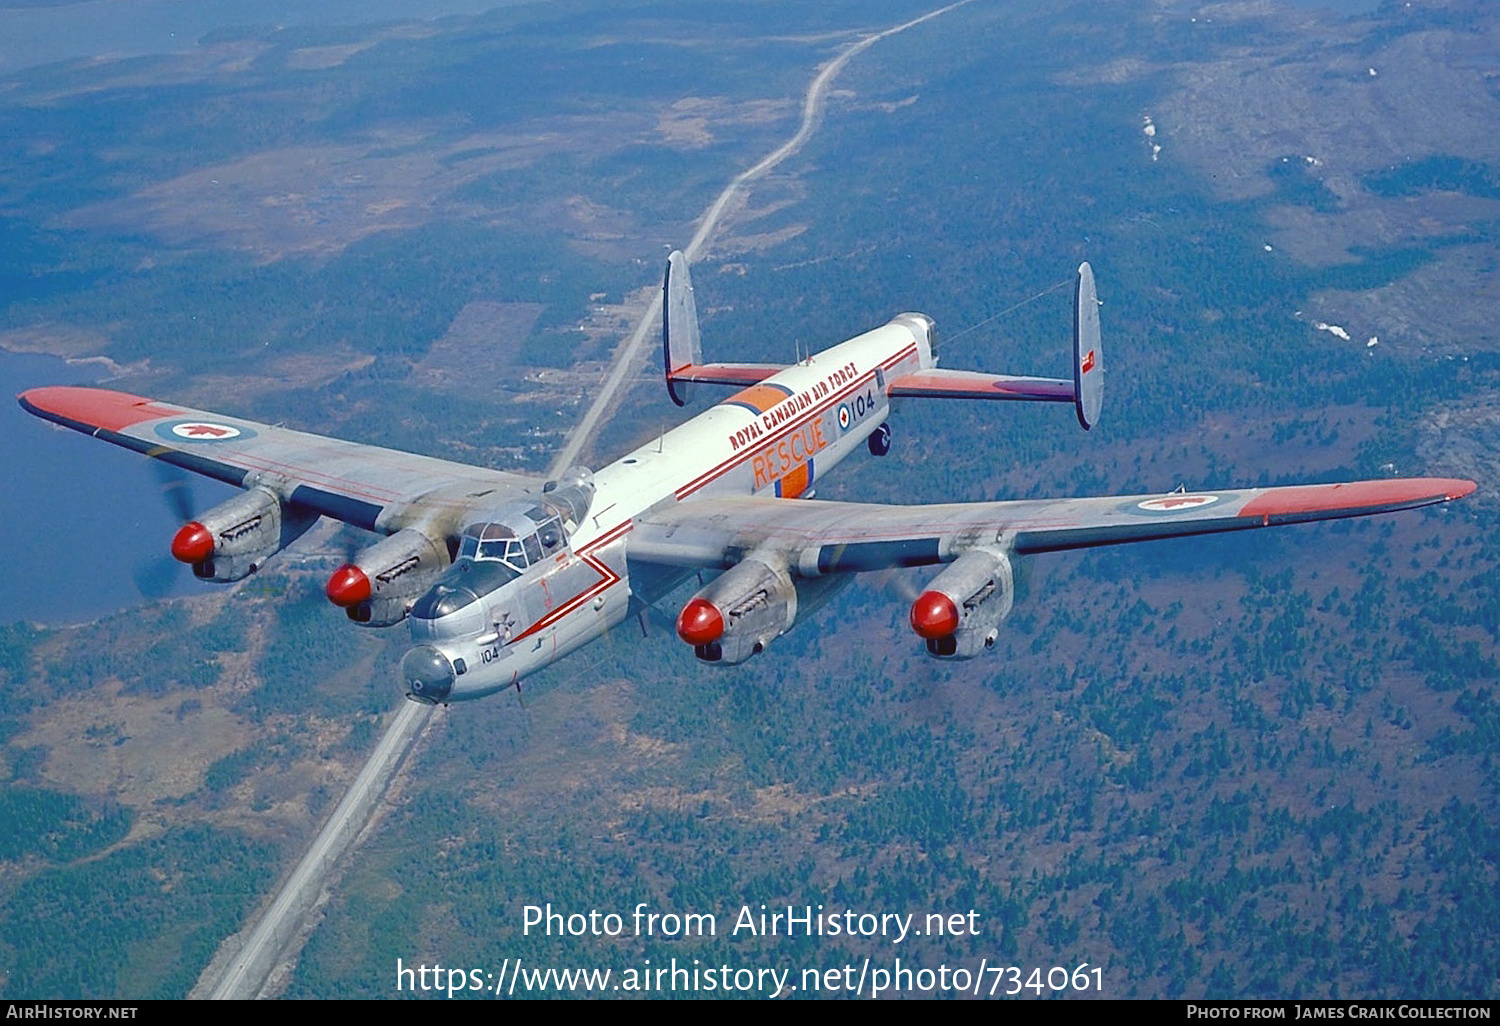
[510,341,918,643]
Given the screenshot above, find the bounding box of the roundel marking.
[157,420,254,442]
[837,404,852,430]
[1136,494,1220,513]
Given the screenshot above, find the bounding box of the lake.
[1,349,237,625]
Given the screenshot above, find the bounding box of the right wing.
[630,478,1476,574]
[19,386,543,534]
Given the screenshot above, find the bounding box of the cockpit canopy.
[410,468,595,624]
[458,505,565,572]
[411,505,567,622]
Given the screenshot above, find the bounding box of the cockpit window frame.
[458,512,566,575]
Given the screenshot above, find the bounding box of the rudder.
[663,250,702,407]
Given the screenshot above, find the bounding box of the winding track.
[194,2,969,999]
[549,0,970,475]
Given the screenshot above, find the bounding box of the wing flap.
[19,386,542,533]
[631,478,1476,572]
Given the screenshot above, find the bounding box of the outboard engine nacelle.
[171,486,318,582]
[909,545,1015,659]
[326,528,452,627]
[676,555,797,664]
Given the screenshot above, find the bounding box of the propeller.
[131,558,181,599]
[325,527,371,607]
[131,459,200,598]
[153,459,196,522]
[868,566,921,603]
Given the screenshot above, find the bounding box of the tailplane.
[662,252,1103,429]
[886,262,1103,430]
[662,250,785,406]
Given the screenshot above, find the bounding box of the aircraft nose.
[401,645,454,704]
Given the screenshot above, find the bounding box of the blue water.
[1,350,236,625]
[0,0,535,72]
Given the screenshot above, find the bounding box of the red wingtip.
[910,591,960,640]
[171,522,214,564]
[676,598,725,646]
[1239,477,1480,519]
[326,564,372,607]
[19,385,181,432]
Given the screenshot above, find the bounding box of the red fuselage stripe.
[509,519,632,642]
[508,339,920,642]
[675,344,917,501]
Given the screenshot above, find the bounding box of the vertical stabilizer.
[663,250,702,407]
[1073,261,1103,430]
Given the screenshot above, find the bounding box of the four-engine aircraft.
[19,254,1476,703]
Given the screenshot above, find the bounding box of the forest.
[1,0,1496,1000]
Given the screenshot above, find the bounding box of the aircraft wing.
[18,386,542,533]
[629,478,1476,573]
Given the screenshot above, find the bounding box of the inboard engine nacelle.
[677,556,796,664]
[909,546,1015,658]
[675,554,849,664]
[170,486,319,582]
[326,528,452,627]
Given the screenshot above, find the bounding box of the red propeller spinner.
[326,564,372,607]
[170,522,214,564]
[909,591,959,640]
[676,597,725,645]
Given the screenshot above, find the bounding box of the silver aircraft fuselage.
[399,314,935,702]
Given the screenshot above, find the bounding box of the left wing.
[18,386,542,534]
[630,478,1476,574]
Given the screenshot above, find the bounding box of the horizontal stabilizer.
[663,249,783,403]
[667,363,784,388]
[887,370,1074,402]
[886,262,1103,429]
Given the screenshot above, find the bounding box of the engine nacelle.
[909,546,1015,659]
[327,528,452,627]
[171,486,318,582]
[676,556,797,664]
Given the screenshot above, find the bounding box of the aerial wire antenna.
[513,678,534,739]
[942,277,1070,351]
